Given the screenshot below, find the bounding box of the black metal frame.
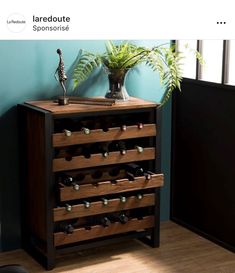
[196,40,203,80]
[190,39,231,85]
[222,40,230,84]
[176,39,233,85]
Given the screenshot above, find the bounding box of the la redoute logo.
[7,13,26,33]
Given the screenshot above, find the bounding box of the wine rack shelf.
[54,216,155,247]
[54,193,156,221]
[53,124,157,147]
[18,97,163,270]
[53,148,156,172]
[59,173,163,201]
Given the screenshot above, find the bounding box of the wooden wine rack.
[18,97,164,270]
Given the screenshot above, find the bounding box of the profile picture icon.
[7,13,26,33]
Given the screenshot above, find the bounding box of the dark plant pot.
[105,69,130,101]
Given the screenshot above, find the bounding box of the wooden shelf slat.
[54,193,155,222]
[53,124,157,147]
[54,216,154,246]
[59,173,164,202]
[53,148,156,172]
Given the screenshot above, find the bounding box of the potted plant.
[73,41,201,104]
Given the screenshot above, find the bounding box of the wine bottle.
[59,173,74,186]
[82,145,91,158]
[143,171,151,180]
[91,170,103,179]
[101,197,109,206]
[63,129,72,136]
[136,193,143,200]
[55,118,76,133]
[116,141,127,155]
[65,204,72,212]
[100,117,114,132]
[92,117,102,130]
[135,145,144,153]
[126,172,135,181]
[57,223,74,234]
[71,182,80,191]
[117,116,128,131]
[125,163,151,180]
[83,118,97,130]
[119,195,127,203]
[64,224,74,234]
[109,212,128,224]
[118,213,129,224]
[99,142,110,157]
[55,219,77,234]
[109,167,121,177]
[83,200,91,208]
[100,216,111,227]
[81,127,90,135]
[76,173,86,181]
[66,145,81,158]
[125,163,144,177]
[137,122,144,129]
[120,124,127,131]
[102,123,109,132]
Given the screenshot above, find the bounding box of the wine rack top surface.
[25,97,158,115]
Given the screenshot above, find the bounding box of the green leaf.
[72,40,202,103]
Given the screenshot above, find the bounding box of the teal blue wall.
[0,40,171,250]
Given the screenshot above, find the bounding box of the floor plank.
[0,221,234,272]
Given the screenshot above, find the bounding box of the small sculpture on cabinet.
[55,48,69,105]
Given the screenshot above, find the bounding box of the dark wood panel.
[59,173,164,201]
[54,193,155,221]
[171,79,235,251]
[53,124,156,147]
[54,216,155,246]
[22,109,48,241]
[18,104,55,269]
[53,148,156,172]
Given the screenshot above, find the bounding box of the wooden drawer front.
[59,173,163,202]
[53,124,156,147]
[54,193,155,222]
[53,148,155,172]
[54,216,154,247]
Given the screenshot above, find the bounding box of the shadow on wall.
[0,106,21,250]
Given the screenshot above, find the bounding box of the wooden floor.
[0,221,235,273]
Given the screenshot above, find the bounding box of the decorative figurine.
[55,48,69,105]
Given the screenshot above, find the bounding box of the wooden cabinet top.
[24,97,158,116]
